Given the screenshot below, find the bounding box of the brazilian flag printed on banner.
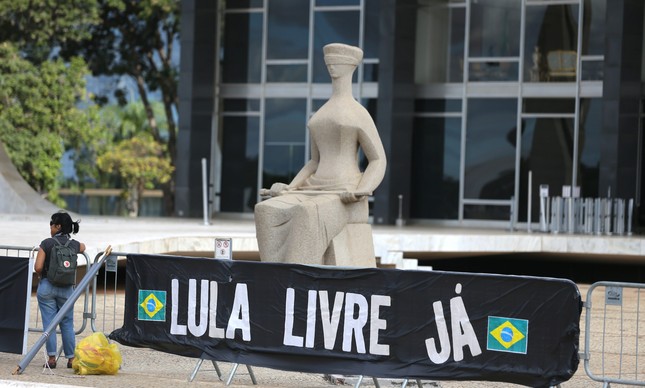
[487,316,528,354]
[138,290,166,321]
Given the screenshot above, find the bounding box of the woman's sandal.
[43,360,56,369]
[67,358,74,369]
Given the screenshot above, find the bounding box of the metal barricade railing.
[583,281,645,387]
[14,246,114,374]
[0,244,95,337]
[540,197,634,236]
[1,244,122,373]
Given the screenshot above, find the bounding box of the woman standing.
[34,210,86,369]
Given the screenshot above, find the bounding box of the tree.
[0,42,99,206]
[60,0,180,215]
[0,0,100,64]
[97,134,173,217]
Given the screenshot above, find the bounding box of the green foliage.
[96,134,173,216]
[0,42,99,206]
[0,0,101,63]
[59,0,180,214]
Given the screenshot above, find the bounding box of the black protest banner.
[109,254,581,387]
[0,256,32,354]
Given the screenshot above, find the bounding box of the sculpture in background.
[254,43,387,267]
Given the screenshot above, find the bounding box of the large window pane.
[469,0,521,58]
[468,61,518,81]
[578,99,602,198]
[264,99,307,143]
[524,4,579,82]
[220,117,260,213]
[583,0,606,56]
[464,99,517,200]
[223,13,263,83]
[226,0,263,9]
[313,11,360,83]
[262,144,306,191]
[416,2,465,83]
[266,65,308,82]
[267,0,310,60]
[518,117,574,221]
[363,1,380,59]
[411,117,461,219]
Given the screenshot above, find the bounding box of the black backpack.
[46,238,78,286]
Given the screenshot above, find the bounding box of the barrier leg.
[353,375,364,388]
[225,363,239,386]
[225,363,257,386]
[373,377,381,388]
[188,358,204,382]
[246,364,257,384]
[401,378,409,388]
[188,358,222,382]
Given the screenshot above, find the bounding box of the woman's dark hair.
[50,210,81,235]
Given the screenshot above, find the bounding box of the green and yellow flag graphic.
[138,290,167,321]
[487,316,528,354]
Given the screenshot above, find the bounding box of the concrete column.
[175,0,218,217]
[373,0,417,225]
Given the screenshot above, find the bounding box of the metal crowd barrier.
[0,245,95,336]
[540,197,634,236]
[582,281,645,387]
[3,244,119,374]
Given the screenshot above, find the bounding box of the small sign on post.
[215,237,232,260]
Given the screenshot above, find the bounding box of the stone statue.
[254,43,387,267]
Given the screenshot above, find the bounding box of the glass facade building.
[177,0,645,230]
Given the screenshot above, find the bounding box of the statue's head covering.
[323,43,363,65]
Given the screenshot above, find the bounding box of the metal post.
[551,197,561,234]
[202,158,210,225]
[628,198,634,236]
[509,196,515,232]
[396,194,405,227]
[594,198,602,235]
[604,198,612,236]
[527,171,532,232]
[615,199,625,236]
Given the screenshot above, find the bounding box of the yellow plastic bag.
[72,332,122,375]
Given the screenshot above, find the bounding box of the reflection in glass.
[316,0,360,5]
[264,98,307,143]
[221,117,260,213]
[523,4,578,82]
[266,65,308,82]
[578,99,601,198]
[581,60,604,81]
[416,2,465,83]
[363,63,379,82]
[468,61,518,81]
[313,11,360,83]
[226,0,263,9]
[411,117,461,219]
[267,0,309,60]
[363,1,380,59]
[464,99,516,200]
[469,0,521,58]
[223,13,263,83]
[463,204,511,221]
[582,0,606,56]
[223,99,260,112]
[518,117,574,222]
[523,98,575,114]
[415,99,462,113]
[262,144,306,192]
